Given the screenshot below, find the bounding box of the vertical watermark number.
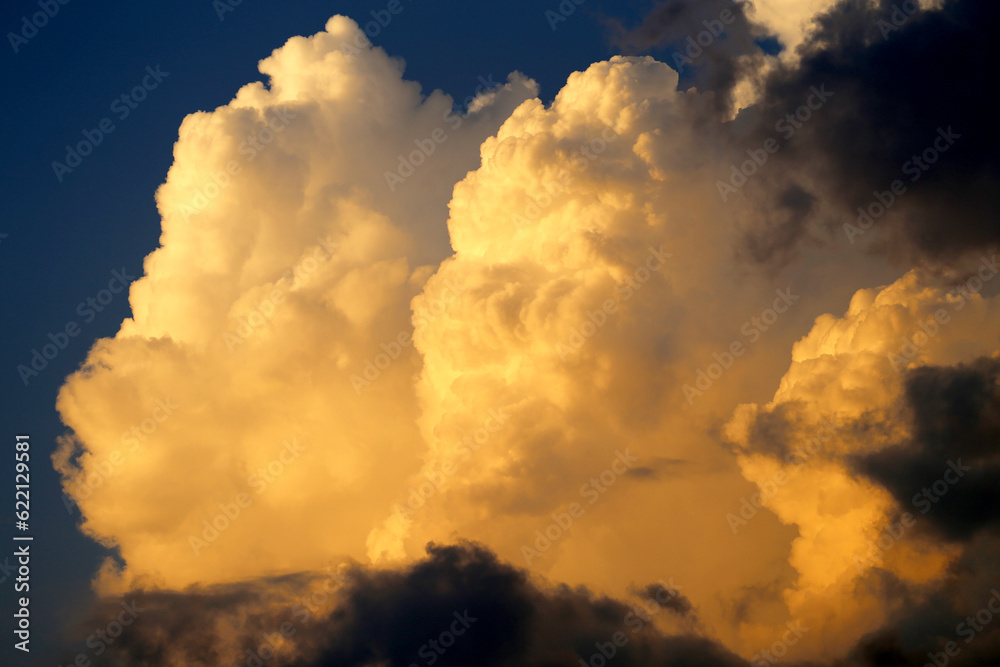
[13,434,32,653]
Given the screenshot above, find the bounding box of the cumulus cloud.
[54,14,536,592]
[52,19,907,661]
[54,32,859,659]
[51,6,1000,666]
[357,50,905,661]
[725,263,1000,655]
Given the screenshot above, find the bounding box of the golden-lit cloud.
[54,14,536,593]
[56,37,832,657]
[52,6,1000,666]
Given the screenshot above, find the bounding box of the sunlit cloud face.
[51,2,1000,665]
[54,15,537,593]
[362,55,863,657]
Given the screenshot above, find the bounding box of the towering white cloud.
[362,53,897,660]
[54,15,535,592]
[53,10,995,666]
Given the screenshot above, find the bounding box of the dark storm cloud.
[844,620,1000,667]
[61,540,1000,666]
[855,357,1000,541]
[730,0,1000,264]
[73,542,750,667]
[843,534,1000,667]
[609,0,767,111]
[61,573,320,667]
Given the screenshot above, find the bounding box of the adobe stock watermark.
[878,0,920,40]
[683,288,800,404]
[844,126,961,243]
[854,459,969,574]
[53,598,144,666]
[52,66,170,182]
[512,127,619,228]
[717,85,833,201]
[384,75,500,192]
[339,0,416,59]
[180,107,296,222]
[7,0,70,53]
[750,621,809,666]
[229,562,350,667]
[228,620,297,667]
[393,409,509,520]
[212,0,248,21]
[223,235,337,351]
[17,267,137,386]
[62,398,179,515]
[350,279,464,393]
[291,560,357,623]
[669,5,739,73]
[726,415,840,534]
[925,589,1000,667]
[522,449,639,564]
[407,610,477,667]
[887,254,997,371]
[579,580,684,667]
[545,0,586,31]
[0,557,14,586]
[209,558,357,667]
[557,246,672,361]
[189,438,307,555]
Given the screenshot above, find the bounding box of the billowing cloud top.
[54,3,1000,665]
